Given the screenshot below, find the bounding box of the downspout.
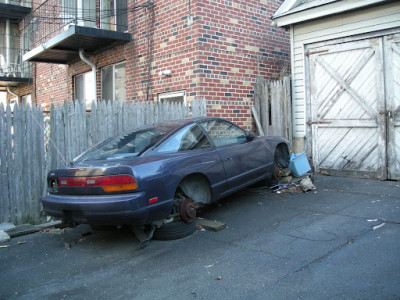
[7,86,19,103]
[79,49,97,102]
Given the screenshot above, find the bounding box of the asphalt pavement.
[1,174,399,299]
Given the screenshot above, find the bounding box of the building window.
[63,0,96,28]
[101,62,126,102]
[0,21,20,77]
[101,0,128,32]
[75,71,95,109]
[7,1,31,7]
[21,94,32,108]
[158,90,186,104]
[0,91,6,107]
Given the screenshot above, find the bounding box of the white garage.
[273,0,400,180]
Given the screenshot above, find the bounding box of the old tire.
[153,219,197,241]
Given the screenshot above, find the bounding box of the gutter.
[79,49,96,102]
[272,0,395,27]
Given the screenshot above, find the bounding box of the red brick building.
[22,0,290,129]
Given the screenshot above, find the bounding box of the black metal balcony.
[0,1,31,22]
[22,0,131,64]
[0,47,31,86]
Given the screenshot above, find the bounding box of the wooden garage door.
[308,38,387,179]
[386,34,400,180]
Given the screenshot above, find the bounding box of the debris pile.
[271,165,315,193]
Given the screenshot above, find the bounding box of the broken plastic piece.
[289,152,311,177]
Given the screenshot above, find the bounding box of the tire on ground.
[153,219,197,240]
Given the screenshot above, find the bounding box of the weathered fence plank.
[0,104,8,223]
[0,99,207,225]
[254,76,291,141]
[14,105,24,224]
[5,105,16,224]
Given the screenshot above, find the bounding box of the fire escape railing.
[22,0,128,52]
[0,47,31,79]
[0,0,31,7]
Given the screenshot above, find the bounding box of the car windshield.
[76,125,178,161]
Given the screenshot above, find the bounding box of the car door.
[199,119,266,192]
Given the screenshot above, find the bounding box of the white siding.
[291,2,400,138]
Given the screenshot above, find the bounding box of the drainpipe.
[79,49,97,103]
[7,85,19,103]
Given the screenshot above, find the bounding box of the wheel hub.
[180,198,196,222]
[273,164,283,180]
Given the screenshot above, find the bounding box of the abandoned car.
[42,117,290,239]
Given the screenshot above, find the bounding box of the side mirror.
[245,131,256,142]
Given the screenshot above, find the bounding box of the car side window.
[156,124,212,153]
[199,120,246,147]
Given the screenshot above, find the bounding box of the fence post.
[0,104,8,223]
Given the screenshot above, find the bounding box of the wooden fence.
[253,76,292,142]
[0,98,206,225]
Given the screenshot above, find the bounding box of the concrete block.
[197,218,226,232]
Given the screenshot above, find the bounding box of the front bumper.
[42,192,173,226]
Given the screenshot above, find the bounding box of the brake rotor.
[273,164,283,180]
[180,198,196,222]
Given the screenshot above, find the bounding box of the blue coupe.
[43,117,289,240]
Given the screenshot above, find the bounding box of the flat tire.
[153,219,197,240]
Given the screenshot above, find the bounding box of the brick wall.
[192,0,290,128]
[35,63,70,110]
[33,0,290,130]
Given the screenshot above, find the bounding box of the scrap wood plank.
[6,224,39,238]
[251,107,265,136]
[5,221,62,238]
[197,218,227,232]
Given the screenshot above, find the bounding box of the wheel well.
[177,173,212,204]
[274,143,290,168]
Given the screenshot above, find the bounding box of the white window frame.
[9,98,17,111]
[157,90,187,104]
[0,91,7,108]
[74,70,95,109]
[100,0,127,32]
[21,94,32,108]
[101,61,126,102]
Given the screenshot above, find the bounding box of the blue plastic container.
[289,152,311,177]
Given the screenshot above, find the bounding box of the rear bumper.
[42,192,173,226]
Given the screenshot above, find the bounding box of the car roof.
[114,117,233,138]
[150,117,226,127]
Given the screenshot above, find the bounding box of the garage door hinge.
[307,120,332,125]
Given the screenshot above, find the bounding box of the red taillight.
[58,175,138,192]
[149,197,158,204]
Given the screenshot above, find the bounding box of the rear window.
[76,125,178,161]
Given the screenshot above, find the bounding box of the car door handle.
[226,156,233,161]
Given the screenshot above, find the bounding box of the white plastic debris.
[373,223,386,231]
[300,176,315,192]
[0,230,10,243]
[0,222,15,231]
